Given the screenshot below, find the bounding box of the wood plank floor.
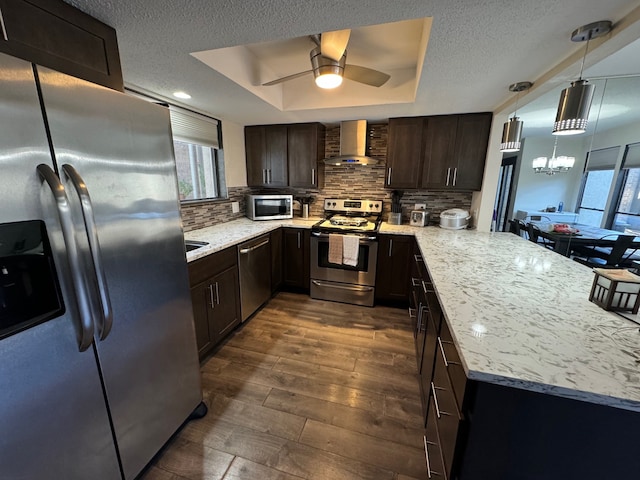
[141,292,426,480]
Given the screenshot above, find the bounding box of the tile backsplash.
[180,123,473,231]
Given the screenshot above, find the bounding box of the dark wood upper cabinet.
[264,125,288,187]
[452,113,492,190]
[387,113,492,191]
[385,117,424,189]
[0,0,123,91]
[288,123,325,188]
[421,115,458,188]
[245,122,325,188]
[245,125,267,186]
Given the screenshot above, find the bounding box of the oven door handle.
[311,231,377,241]
[311,280,374,293]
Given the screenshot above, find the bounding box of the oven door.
[310,231,378,306]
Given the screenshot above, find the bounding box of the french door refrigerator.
[0,52,204,479]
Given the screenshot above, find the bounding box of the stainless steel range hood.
[323,120,381,166]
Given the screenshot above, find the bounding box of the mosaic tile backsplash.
[180,123,473,230]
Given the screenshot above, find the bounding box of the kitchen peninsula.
[187,218,640,478]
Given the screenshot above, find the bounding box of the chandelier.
[532,137,575,175]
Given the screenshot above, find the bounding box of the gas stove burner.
[329,215,370,227]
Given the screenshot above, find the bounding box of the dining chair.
[526,222,554,250]
[573,235,636,268]
[507,219,528,239]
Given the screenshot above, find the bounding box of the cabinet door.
[375,234,412,303]
[190,282,213,357]
[0,0,123,91]
[282,228,309,289]
[452,113,492,190]
[288,123,324,188]
[421,115,458,188]
[270,228,283,294]
[265,125,288,187]
[385,117,423,188]
[210,265,241,344]
[245,126,267,186]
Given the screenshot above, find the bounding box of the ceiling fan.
[262,29,391,89]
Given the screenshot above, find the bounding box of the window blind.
[169,106,220,149]
[585,146,619,171]
[622,142,640,169]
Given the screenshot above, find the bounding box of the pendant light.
[553,20,612,135]
[500,81,533,152]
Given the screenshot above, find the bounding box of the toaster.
[410,210,429,227]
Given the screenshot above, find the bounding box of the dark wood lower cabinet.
[415,253,640,479]
[282,227,309,290]
[270,228,283,293]
[188,246,240,360]
[376,234,412,304]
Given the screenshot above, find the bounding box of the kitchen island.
[189,219,640,410]
[185,219,640,477]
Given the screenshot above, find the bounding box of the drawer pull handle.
[0,8,7,41]
[424,435,433,478]
[408,307,416,319]
[438,337,449,367]
[430,382,442,419]
[414,254,423,262]
[411,277,421,287]
[208,284,215,308]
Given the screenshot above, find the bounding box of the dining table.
[534,222,640,257]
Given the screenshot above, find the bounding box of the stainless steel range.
[310,198,383,306]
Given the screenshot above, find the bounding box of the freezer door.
[37,67,202,479]
[0,53,121,479]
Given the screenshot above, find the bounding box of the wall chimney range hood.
[323,120,381,165]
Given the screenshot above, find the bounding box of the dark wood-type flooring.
[141,292,426,480]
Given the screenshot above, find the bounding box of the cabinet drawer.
[425,401,447,479]
[188,246,237,286]
[432,343,462,476]
[439,320,467,410]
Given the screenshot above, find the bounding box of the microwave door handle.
[62,164,113,341]
[37,164,94,352]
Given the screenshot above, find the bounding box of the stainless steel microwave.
[246,194,293,220]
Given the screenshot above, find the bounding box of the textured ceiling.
[65,0,640,127]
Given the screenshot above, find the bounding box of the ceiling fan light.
[315,73,343,89]
[500,116,523,152]
[553,80,594,135]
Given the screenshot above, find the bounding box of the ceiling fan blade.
[343,64,390,87]
[262,70,312,86]
[321,29,351,62]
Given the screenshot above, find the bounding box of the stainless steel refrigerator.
[0,52,204,479]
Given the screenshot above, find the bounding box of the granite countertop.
[185,219,640,412]
[184,217,320,262]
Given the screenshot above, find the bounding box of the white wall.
[220,120,247,187]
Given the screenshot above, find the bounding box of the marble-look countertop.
[185,219,640,412]
[184,217,320,262]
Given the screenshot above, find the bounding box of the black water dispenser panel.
[0,220,64,339]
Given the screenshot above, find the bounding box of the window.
[576,147,619,227]
[611,143,640,232]
[169,107,226,202]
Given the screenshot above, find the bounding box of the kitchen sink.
[185,240,209,252]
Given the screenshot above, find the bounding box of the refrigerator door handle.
[37,164,94,351]
[62,164,113,341]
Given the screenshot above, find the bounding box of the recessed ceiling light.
[173,91,191,99]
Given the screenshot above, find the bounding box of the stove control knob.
[332,202,336,206]
[375,203,379,208]
[369,203,373,208]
